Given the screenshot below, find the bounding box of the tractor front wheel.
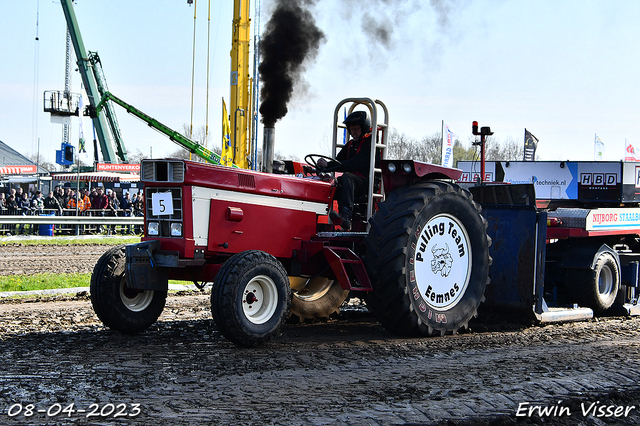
[90,245,167,334]
[212,250,292,346]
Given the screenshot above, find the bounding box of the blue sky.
[1,0,639,167]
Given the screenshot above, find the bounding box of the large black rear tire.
[212,250,292,347]
[90,245,167,334]
[364,181,491,336]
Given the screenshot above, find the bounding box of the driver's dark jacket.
[329,132,377,179]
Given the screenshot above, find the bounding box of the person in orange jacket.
[67,192,85,211]
[81,188,92,212]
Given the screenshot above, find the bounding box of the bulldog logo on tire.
[430,244,453,277]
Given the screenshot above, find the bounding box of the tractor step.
[323,246,372,291]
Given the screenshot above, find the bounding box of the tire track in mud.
[0,294,639,425]
[1,243,639,425]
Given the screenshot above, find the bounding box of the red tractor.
[90,98,492,346]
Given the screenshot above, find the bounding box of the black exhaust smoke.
[258,0,325,128]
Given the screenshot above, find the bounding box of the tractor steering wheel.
[305,154,342,173]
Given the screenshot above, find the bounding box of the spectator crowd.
[0,186,144,236]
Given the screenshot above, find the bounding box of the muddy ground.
[0,244,639,425]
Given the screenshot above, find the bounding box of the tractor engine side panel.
[189,186,326,259]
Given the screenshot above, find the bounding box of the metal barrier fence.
[0,208,144,236]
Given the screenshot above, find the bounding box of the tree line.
[385,129,525,166]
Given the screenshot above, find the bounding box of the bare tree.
[386,129,415,159]
[26,153,59,173]
[485,135,525,161]
[420,133,443,165]
[452,135,525,166]
[453,139,479,166]
[181,124,215,150]
[386,129,443,164]
[176,123,222,163]
[274,151,299,162]
[167,147,193,161]
[126,149,148,165]
[501,136,525,161]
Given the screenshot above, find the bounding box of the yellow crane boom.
[229,0,251,169]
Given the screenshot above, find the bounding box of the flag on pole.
[594,134,604,161]
[441,121,455,168]
[625,139,640,162]
[221,98,233,167]
[523,129,538,161]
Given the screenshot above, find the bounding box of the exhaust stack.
[262,127,275,173]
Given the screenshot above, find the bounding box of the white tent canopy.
[52,172,140,183]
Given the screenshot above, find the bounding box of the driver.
[317,111,375,231]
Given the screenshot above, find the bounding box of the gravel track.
[0,244,639,425]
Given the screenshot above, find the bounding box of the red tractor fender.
[380,160,463,194]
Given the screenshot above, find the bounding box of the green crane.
[96,92,232,167]
[60,0,127,164]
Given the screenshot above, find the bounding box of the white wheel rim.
[413,213,472,311]
[243,275,278,324]
[598,264,614,297]
[119,279,154,312]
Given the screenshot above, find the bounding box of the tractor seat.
[352,177,381,220]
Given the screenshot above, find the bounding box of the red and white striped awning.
[52,172,140,183]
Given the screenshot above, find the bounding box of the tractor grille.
[145,187,183,238]
[141,160,185,182]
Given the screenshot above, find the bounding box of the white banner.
[441,121,455,168]
[594,134,604,161]
[625,139,640,162]
[587,208,640,231]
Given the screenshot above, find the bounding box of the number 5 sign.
[151,192,174,216]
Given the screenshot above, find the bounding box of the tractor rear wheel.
[211,250,292,346]
[289,277,349,321]
[90,245,167,334]
[364,181,491,336]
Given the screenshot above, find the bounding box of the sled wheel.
[575,251,619,314]
[364,181,491,336]
[289,277,349,320]
[90,245,167,334]
[211,250,291,346]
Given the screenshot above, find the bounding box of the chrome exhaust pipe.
[262,127,275,173]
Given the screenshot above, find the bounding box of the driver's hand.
[317,158,328,169]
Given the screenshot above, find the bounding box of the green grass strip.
[0,273,193,293]
[0,273,91,292]
[0,237,141,246]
